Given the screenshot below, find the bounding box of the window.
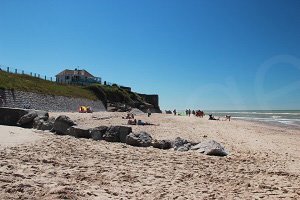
[65,76,70,80]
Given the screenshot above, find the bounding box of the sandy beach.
[0,112,299,199]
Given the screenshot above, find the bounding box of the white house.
[56,69,101,84]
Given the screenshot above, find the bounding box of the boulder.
[176,143,191,152]
[67,126,91,138]
[89,126,108,141]
[126,132,152,147]
[17,111,38,128]
[52,115,76,135]
[33,117,55,131]
[35,110,49,121]
[103,126,132,143]
[152,139,172,150]
[0,107,49,128]
[0,107,29,126]
[191,140,228,156]
[173,137,189,150]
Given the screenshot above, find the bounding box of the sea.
[205,110,300,128]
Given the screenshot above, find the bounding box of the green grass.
[0,71,98,100]
[0,71,146,106]
[85,84,145,105]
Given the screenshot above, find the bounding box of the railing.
[0,64,130,90]
[0,65,56,82]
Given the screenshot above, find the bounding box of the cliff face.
[0,89,106,112]
[0,71,161,113]
[137,94,161,113]
[85,85,161,113]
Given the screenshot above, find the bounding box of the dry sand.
[0,112,299,199]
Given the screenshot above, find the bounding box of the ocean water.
[205,110,300,128]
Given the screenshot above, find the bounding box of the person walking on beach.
[173,109,177,116]
[147,108,151,117]
[188,109,191,116]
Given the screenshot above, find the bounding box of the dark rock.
[152,139,172,149]
[33,117,55,131]
[173,137,189,150]
[67,126,91,138]
[176,143,191,152]
[0,107,49,128]
[0,107,29,126]
[17,111,38,128]
[103,126,132,143]
[191,140,228,156]
[35,111,49,121]
[126,132,152,147]
[52,115,76,135]
[89,126,108,140]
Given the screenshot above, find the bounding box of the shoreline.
[233,117,300,131]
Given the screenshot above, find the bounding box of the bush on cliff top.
[85,84,145,106]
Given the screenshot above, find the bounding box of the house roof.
[56,69,94,78]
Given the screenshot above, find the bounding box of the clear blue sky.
[1,0,299,110]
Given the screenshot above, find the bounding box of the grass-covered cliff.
[0,71,153,110]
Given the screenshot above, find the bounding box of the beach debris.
[152,139,172,150]
[126,132,153,147]
[191,140,228,156]
[52,115,77,135]
[102,126,132,143]
[89,126,108,140]
[67,126,91,139]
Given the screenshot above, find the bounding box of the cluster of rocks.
[0,107,228,157]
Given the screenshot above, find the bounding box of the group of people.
[124,110,156,126]
[171,109,205,117]
[170,109,231,121]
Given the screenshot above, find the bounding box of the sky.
[0,0,300,110]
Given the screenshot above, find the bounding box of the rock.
[35,110,49,121]
[67,126,91,138]
[0,107,29,126]
[176,143,191,152]
[103,126,132,143]
[173,137,189,150]
[152,139,172,149]
[39,119,55,131]
[126,132,152,147]
[191,140,228,156]
[17,111,38,128]
[89,126,108,141]
[33,117,55,131]
[52,115,76,135]
[129,108,145,115]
